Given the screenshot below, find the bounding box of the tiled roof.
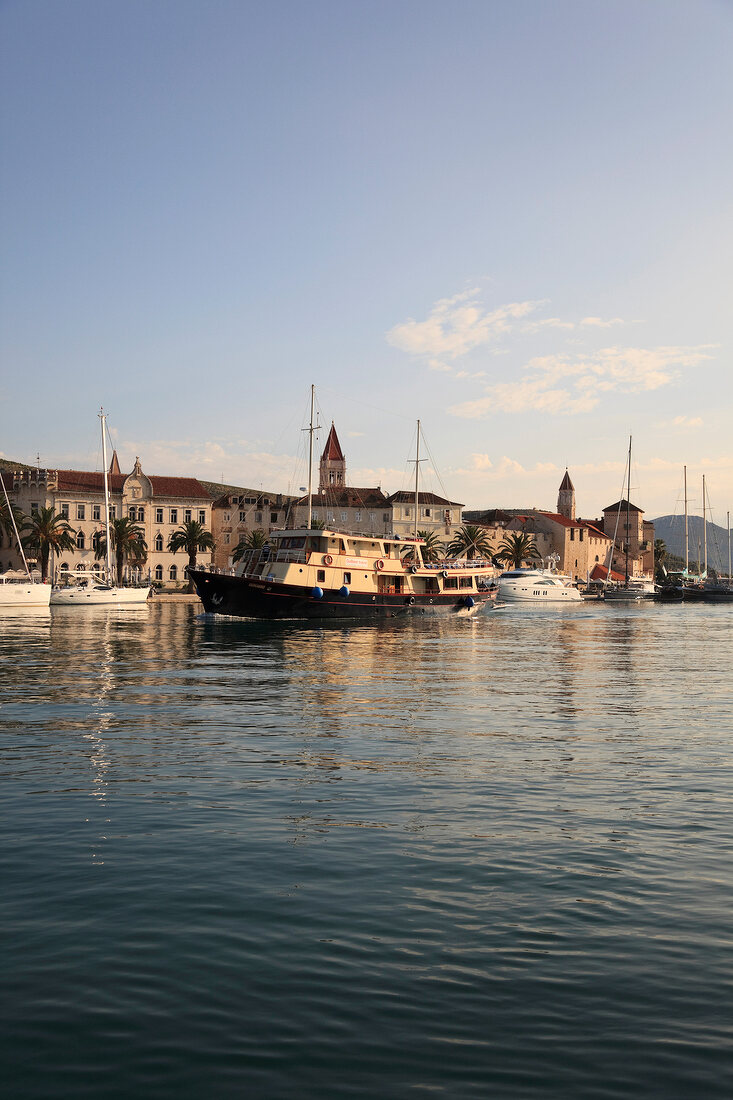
[294,487,389,507]
[388,490,461,507]
[591,563,626,582]
[321,423,344,461]
[603,498,643,513]
[538,511,584,529]
[55,469,210,500]
[582,521,611,540]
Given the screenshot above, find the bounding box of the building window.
[579,529,583,542]
[170,509,178,524]
[224,534,230,545]
[239,511,246,523]
[169,565,178,580]
[184,509,192,523]
[271,512,278,523]
[77,504,85,520]
[92,504,101,521]
[154,534,163,552]
[76,530,85,549]
[313,512,319,521]
[368,512,375,522]
[355,511,361,521]
[570,529,574,541]
[109,505,116,519]
[60,503,69,519]
[404,508,411,518]
[255,512,262,523]
[197,542,208,553]
[340,512,347,523]
[424,508,431,517]
[156,508,164,523]
[92,532,102,552]
[31,503,38,514]
[137,507,145,523]
[327,512,334,523]
[154,565,163,581]
[129,506,136,519]
[199,510,206,524]
[383,513,390,523]
[60,562,69,573]
[245,497,255,505]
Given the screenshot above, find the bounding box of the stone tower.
[319,423,346,491]
[557,469,576,520]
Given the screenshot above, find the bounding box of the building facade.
[6,458,214,586]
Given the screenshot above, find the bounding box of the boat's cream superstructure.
[191,529,497,619]
[496,568,582,603]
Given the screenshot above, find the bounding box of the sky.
[1,0,732,522]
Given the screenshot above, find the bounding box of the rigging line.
[315,384,416,423]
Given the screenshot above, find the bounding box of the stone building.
[5,458,213,586]
[210,488,297,570]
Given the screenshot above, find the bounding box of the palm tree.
[232,528,268,563]
[168,519,215,590]
[401,530,444,564]
[654,538,667,584]
[446,524,493,560]
[96,517,148,584]
[495,531,542,569]
[20,507,76,581]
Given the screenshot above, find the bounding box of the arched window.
[169,564,177,581]
[76,530,85,549]
[92,531,102,552]
[93,562,101,572]
[137,507,145,523]
[154,534,163,552]
[60,562,69,572]
[154,565,163,581]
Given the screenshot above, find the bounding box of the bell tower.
[557,469,575,520]
[319,423,346,491]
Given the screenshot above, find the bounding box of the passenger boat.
[192,393,496,620]
[496,567,582,603]
[192,529,496,619]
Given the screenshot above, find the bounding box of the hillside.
[653,514,732,573]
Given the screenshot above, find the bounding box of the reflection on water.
[1,601,732,1099]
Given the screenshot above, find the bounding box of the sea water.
[1,602,732,1098]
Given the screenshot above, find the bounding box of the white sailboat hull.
[0,582,52,607]
[50,584,151,606]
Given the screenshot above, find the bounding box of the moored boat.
[191,528,496,619]
[0,569,51,608]
[495,567,582,603]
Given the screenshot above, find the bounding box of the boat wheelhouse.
[190,528,496,619]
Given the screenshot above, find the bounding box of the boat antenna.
[99,407,114,582]
[303,385,321,530]
[0,471,33,581]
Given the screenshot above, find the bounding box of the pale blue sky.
[2,0,731,520]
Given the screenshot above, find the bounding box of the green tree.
[96,517,148,584]
[168,520,215,590]
[401,530,444,564]
[232,528,269,563]
[21,507,75,581]
[654,538,668,584]
[495,531,542,569]
[446,524,493,560]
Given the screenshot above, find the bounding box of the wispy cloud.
[580,316,626,328]
[450,345,716,418]
[386,289,542,365]
[670,415,703,428]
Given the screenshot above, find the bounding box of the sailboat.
[0,473,52,607]
[603,437,656,601]
[190,389,497,619]
[50,410,151,606]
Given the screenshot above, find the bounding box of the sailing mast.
[702,474,707,579]
[684,465,689,577]
[414,420,420,542]
[99,408,114,582]
[304,385,320,530]
[0,472,33,581]
[728,509,731,585]
[624,435,631,586]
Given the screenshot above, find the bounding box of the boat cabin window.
[443,577,458,590]
[317,570,325,583]
[459,577,473,589]
[343,572,351,585]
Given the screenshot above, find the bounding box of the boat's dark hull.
[190,570,490,619]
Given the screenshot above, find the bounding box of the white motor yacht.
[496,568,582,603]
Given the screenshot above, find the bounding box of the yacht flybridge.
[191,527,496,619]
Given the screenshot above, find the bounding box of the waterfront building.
[5,458,213,586]
[210,488,297,570]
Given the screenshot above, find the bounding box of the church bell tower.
[557,469,576,520]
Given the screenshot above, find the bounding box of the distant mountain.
[653,514,732,573]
